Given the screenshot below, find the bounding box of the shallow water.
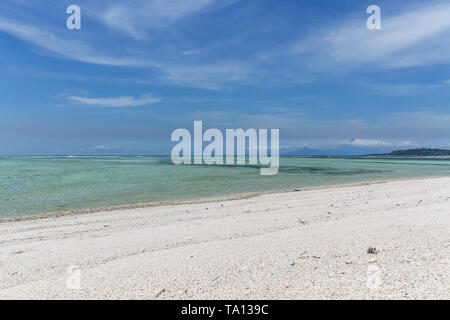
[1,156,450,217]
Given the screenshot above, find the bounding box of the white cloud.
[2,1,449,91]
[345,139,412,147]
[294,3,450,69]
[346,138,394,147]
[0,17,157,67]
[68,94,161,107]
[93,145,117,150]
[0,14,248,90]
[397,141,412,147]
[333,3,450,67]
[100,0,216,39]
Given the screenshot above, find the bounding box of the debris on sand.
[367,247,377,254]
[154,288,166,298]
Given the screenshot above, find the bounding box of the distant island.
[368,148,450,157]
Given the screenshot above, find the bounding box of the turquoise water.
[1,156,450,218]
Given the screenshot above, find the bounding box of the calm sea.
[1,156,450,218]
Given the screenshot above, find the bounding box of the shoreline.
[0,175,443,224]
[1,175,449,299]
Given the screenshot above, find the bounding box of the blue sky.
[0,0,450,155]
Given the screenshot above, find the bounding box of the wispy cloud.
[93,145,117,150]
[100,0,216,39]
[68,94,161,107]
[0,11,248,90]
[1,1,450,92]
[345,138,411,147]
[293,2,450,69]
[0,17,157,67]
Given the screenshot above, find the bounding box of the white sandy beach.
[0,177,449,300]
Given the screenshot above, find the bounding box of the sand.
[0,177,449,299]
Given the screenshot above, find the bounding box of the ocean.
[1,156,450,218]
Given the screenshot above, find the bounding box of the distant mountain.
[369,148,450,156]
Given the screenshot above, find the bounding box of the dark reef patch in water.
[278,166,386,175]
